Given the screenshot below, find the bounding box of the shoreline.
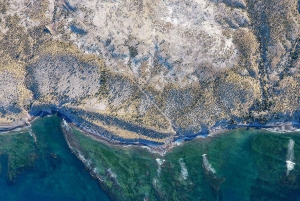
[66,121,170,155]
[1,111,300,155]
[0,115,40,133]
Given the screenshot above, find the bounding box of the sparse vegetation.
[0,0,300,143]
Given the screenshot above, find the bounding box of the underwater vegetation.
[0,116,110,201]
[2,116,300,200]
[65,121,300,201]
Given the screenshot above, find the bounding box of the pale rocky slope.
[0,0,300,143]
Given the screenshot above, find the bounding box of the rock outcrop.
[0,0,300,143]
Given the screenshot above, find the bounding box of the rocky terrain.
[1,0,300,144]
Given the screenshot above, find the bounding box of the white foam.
[62,119,72,131]
[286,139,295,175]
[28,129,37,143]
[152,178,158,188]
[156,158,165,176]
[174,141,182,146]
[179,158,188,181]
[156,158,165,166]
[78,152,92,167]
[107,168,117,178]
[93,167,98,174]
[202,154,216,174]
[286,160,296,175]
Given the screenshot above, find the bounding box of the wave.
[107,168,117,178]
[62,119,71,131]
[156,158,165,176]
[286,139,295,175]
[78,151,92,167]
[179,158,188,180]
[202,154,216,174]
[29,129,37,143]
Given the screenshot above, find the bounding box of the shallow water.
[0,116,110,201]
[2,116,300,201]
[66,123,300,201]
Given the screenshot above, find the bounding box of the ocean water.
[66,123,300,201]
[0,116,110,201]
[2,116,300,201]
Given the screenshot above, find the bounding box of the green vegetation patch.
[66,127,159,200]
[67,126,300,201]
[0,132,35,183]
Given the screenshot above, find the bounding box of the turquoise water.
[2,116,300,201]
[66,124,300,201]
[0,116,110,201]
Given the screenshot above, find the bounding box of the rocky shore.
[3,107,300,156]
[1,0,300,148]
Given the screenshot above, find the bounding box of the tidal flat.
[1,115,300,201]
